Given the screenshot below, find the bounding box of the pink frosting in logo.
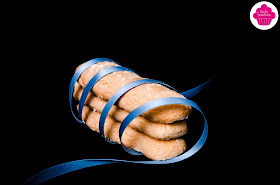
[253,4,275,25]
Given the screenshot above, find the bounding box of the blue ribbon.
[23,58,211,185]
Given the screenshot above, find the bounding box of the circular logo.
[250,1,278,30]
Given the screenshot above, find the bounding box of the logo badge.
[250,1,278,30]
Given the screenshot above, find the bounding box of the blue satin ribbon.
[180,79,212,98]
[23,58,211,185]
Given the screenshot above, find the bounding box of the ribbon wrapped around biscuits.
[72,60,192,160]
[23,58,210,185]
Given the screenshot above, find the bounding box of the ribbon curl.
[23,58,211,185]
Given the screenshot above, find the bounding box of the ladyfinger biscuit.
[80,105,187,161]
[76,61,192,123]
[73,82,188,140]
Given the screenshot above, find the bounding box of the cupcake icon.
[253,4,276,25]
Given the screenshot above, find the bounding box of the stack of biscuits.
[73,61,192,161]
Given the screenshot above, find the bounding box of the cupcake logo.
[253,4,275,25]
[250,1,278,30]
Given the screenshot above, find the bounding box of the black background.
[6,0,279,184]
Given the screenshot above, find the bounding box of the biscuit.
[73,82,188,140]
[76,61,192,123]
[80,105,187,161]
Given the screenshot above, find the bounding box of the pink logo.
[253,4,276,25]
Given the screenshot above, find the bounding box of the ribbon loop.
[119,97,208,159]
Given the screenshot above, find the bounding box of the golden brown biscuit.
[76,61,192,123]
[73,82,188,140]
[80,105,187,161]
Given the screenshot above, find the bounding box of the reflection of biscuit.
[73,83,188,140]
[79,105,187,161]
[76,61,192,123]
